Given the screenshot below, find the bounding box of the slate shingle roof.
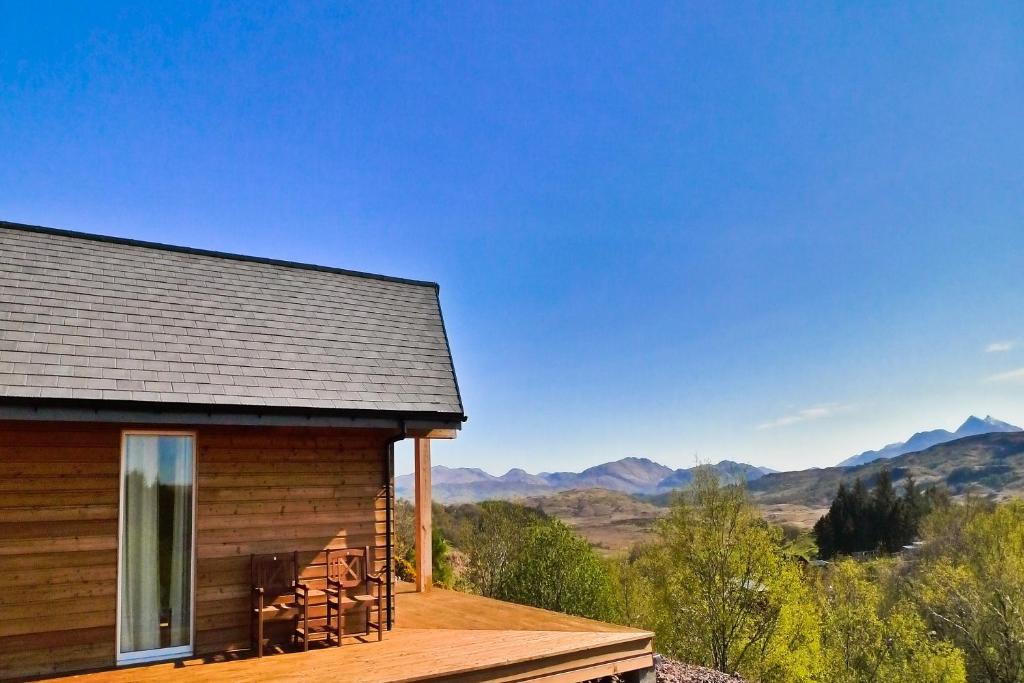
[0,222,464,418]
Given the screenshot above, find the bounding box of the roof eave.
[0,396,466,432]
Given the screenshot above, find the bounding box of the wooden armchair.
[250,551,340,656]
[325,547,384,645]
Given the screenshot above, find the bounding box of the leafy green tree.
[461,500,546,598]
[431,528,455,588]
[499,518,618,621]
[638,468,820,682]
[394,498,415,565]
[816,559,965,683]
[912,501,1024,683]
[609,544,664,630]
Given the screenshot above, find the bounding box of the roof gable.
[0,222,464,419]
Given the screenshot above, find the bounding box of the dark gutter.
[382,421,408,630]
[0,395,466,424]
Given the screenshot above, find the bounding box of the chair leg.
[377,597,383,641]
[257,615,264,659]
[302,598,309,652]
[330,601,340,647]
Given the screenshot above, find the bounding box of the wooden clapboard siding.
[192,426,392,657]
[0,421,120,680]
[0,420,395,680]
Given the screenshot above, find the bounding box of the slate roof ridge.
[0,220,441,291]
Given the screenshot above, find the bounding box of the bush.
[912,501,1024,683]
[816,559,965,683]
[498,518,618,622]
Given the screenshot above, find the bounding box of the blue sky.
[3,3,1023,475]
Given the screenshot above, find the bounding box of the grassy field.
[521,488,825,554]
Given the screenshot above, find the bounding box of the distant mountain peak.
[607,456,660,466]
[956,415,1020,436]
[839,415,1022,467]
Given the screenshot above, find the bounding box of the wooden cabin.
[0,221,654,682]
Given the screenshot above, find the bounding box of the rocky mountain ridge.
[395,457,773,503]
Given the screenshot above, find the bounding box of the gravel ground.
[655,655,746,683]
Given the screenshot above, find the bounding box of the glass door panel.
[118,433,195,663]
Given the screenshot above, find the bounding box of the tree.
[912,501,1024,683]
[870,470,900,553]
[640,467,820,681]
[500,518,618,621]
[892,474,922,549]
[814,470,940,558]
[816,559,965,683]
[431,528,455,588]
[850,478,872,552]
[461,500,545,598]
[609,543,666,632]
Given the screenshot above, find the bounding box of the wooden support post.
[414,438,432,592]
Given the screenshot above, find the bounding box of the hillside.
[751,430,1024,506]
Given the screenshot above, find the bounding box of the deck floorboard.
[50,585,654,683]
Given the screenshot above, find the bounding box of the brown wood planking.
[197,485,385,502]
[0,420,392,679]
[0,461,120,475]
[199,509,386,530]
[193,424,390,658]
[0,422,119,679]
[0,550,116,571]
[0,505,119,523]
[45,587,654,683]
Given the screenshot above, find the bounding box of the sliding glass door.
[117,432,196,664]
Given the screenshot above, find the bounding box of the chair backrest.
[251,551,299,599]
[326,547,371,589]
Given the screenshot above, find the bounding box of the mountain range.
[838,415,1021,467]
[394,457,774,503]
[396,414,1022,505]
[752,429,1024,507]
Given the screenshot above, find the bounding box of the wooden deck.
[47,584,654,683]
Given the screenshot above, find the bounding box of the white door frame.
[115,430,198,665]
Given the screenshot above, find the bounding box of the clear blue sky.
[3,3,1023,475]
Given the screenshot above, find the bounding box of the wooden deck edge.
[528,654,655,683]
[409,634,655,683]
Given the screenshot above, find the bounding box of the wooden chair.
[251,551,300,658]
[325,547,384,645]
[250,551,340,656]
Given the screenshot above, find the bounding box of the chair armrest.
[366,574,384,584]
[253,586,265,595]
